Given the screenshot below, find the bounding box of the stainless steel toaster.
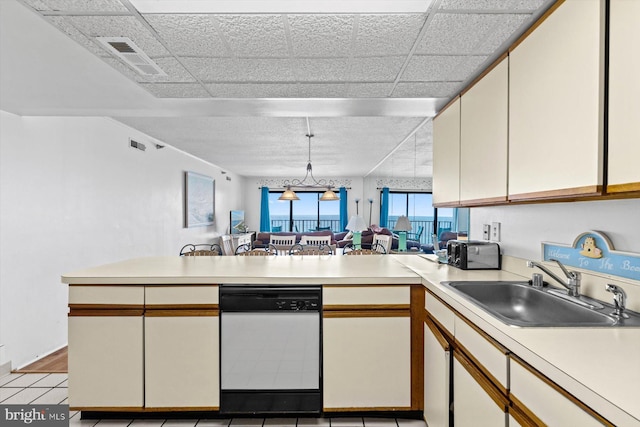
[447,240,501,270]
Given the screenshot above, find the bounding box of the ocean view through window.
[269,191,340,232]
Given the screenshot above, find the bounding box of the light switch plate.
[482,224,491,240]
[491,222,501,242]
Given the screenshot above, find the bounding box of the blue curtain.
[452,208,459,232]
[259,187,271,232]
[379,187,390,227]
[339,187,348,231]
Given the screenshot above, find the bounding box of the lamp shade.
[279,187,300,201]
[346,215,367,232]
[394,215,412,231]
[320,189,340,201]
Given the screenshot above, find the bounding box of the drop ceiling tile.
[449,55,488,80]
[237,58,296,82]
[287,15,355,57]
[355,14,426,56]
[66,15,169,57]
[144,14,229,57]
[144,57,197,83]
[206,83,299,98]
[392,82,462,98]
[439,0,546,11]
[22,0,129,12]
[401,55,461,81]
[101,56,146,81]
[139,83,211,98]
[293,58,350,82]
[347,83,395,97]
[473,13,530,54]
[417,13,501,55]
[215,15,289,57]
[349,57,405,82]
[45,16,110,57]
[181,57,240,82]
[297,84,350,98]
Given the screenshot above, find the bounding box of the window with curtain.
[380,191,469,245]
[268,191,341,232]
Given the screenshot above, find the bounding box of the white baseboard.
[0,360,11,376]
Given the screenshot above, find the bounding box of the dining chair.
[179,244,223,256]
[342,242,386,255]
[289,243,333,256]
[300,235,332,246]
[219,235,235,256]
[235,243,277,256]
[372,234,392,254]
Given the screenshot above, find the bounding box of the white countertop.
[61,254,640,425]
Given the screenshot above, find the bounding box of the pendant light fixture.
[279,132,339,201]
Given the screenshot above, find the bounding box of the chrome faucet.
[526,259,581,297]
[606,284,629,319]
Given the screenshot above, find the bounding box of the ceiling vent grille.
[129,139,146,151]
[97,37,167,76]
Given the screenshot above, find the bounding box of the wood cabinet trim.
[424,315,451,352]
[454,339,508,397]
[323,406,413,412]
[144,304,219,310]
[323,304,409,311]
[433,201,461,208]
[453,349,509,412]
[460,53,508,97]
[458,196,508,207]
[606,182,640,194]
[508,185,603,202]
[509,395,545,427]
[68,304,144,316]
[435,95,461,119]
[144,309,219,317]
[410,285,425,411]
[511,355,615,427]
[323,309,410,318]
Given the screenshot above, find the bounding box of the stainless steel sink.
[440,281,640,327]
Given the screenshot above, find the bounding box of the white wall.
[0,111,245,368]
[470,199,640,260]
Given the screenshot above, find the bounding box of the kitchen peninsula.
[62,255,640,426]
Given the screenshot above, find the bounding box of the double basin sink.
[441,281,640,327]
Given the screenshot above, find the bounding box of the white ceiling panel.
[288,15,355,57]
[139,83,211,98]
[215,15,289,57]
[293,58,350,82]
[144,14,230,57]
[439,0,546,11]
[6,0,557,178]
[206,83,300,98]
[66,15,170,57]
[349,57,405,82]
[392,82,463,98]
[22,0,129,12]
[354,14,426,56]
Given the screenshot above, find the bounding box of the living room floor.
[0,373,426,427]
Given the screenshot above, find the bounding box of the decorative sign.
[542,231,640,281]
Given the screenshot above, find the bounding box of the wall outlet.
[482,224,491,240]
[491,222,501,242]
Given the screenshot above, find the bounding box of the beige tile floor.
[0,373,426,427]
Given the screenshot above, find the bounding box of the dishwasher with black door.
[219,285,322,415]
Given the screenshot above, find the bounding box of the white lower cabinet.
[144,315,220,408]
[510,358,608,426]
[423,318,451,427]
[323,316,411,409]
[68,315,143,408]
[453,351,508,427]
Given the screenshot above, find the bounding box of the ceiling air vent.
[97,37,167,76]
[129,139,146,152]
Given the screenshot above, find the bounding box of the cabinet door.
[453,351,508,427]
[145,315,219,408]
[508,0,604,200]
[510,358,609,426]
[68,316,143,408]
[424,318,450,427]
[607,0,640,193]
[323,316,411,409]
[433,97,461,207]
[460,58,508,205]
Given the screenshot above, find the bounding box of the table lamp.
[394,216,412,252]
[346,216,367,249]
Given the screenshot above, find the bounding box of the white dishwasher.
[219,285,322,415]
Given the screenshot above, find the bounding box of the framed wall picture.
[184,171,215,228]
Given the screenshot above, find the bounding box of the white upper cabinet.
[460,58,508,204]
[433,97,461,207]
[508,0,605,200]
[607,0,640,193]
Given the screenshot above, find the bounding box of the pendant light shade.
[278,186,300,201]
[320,189,339,201]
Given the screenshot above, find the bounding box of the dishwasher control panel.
[220,285,321,312]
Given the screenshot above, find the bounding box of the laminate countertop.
[61,255,640,426]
